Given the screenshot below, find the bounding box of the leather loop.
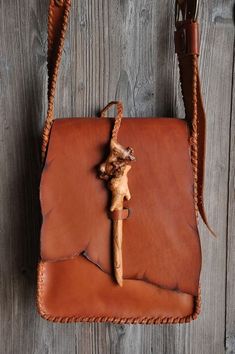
[99,101,124,140]
[108,209,130,221]
[175,21,199,56]
[100,101,123,119]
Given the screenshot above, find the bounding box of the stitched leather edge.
[36,261,201,324]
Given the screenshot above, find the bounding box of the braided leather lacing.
[42,0,71,160]
[191,54,199,217]
[177,54,200,217]
[100,101,124,140]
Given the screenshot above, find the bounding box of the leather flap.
[40,117,201,296]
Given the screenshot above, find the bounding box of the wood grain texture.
[0,0,234,353]
[226,2,235,352]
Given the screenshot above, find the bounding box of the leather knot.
[108,208,131,221]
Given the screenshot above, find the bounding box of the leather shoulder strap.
[41,0,214,234]
[175,10,215,235]
[42,0,71,156]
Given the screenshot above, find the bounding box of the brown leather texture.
[175,21,199,56]
[38,257,201,324]
[38,117,201,322]
[175,21,214,235]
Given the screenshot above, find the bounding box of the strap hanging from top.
[174,0,215,235]
[42,0,71,156]
[41,0,214,235]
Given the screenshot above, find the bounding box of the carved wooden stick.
[109,165,131,286]
[98,101,135,286]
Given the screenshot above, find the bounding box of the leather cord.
[42,0,214,235]
[100,101,123,140]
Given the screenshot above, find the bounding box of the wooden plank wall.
[0,0,234,353]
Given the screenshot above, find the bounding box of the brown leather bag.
[37,0,213,324]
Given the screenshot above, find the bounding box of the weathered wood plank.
[226,7,235,353]
[175,2,234,354]
[0,0,234,353]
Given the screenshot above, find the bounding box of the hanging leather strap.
[174,1,215,235]
[42,0,214,235]
[42,0,71,156]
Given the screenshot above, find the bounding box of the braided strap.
[191,54,199,218]
[42,0,71,161]
[100,101,124,140]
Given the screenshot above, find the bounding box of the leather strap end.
[175,21,199,57]
[108,209,130,221]
[198,200,217,238]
